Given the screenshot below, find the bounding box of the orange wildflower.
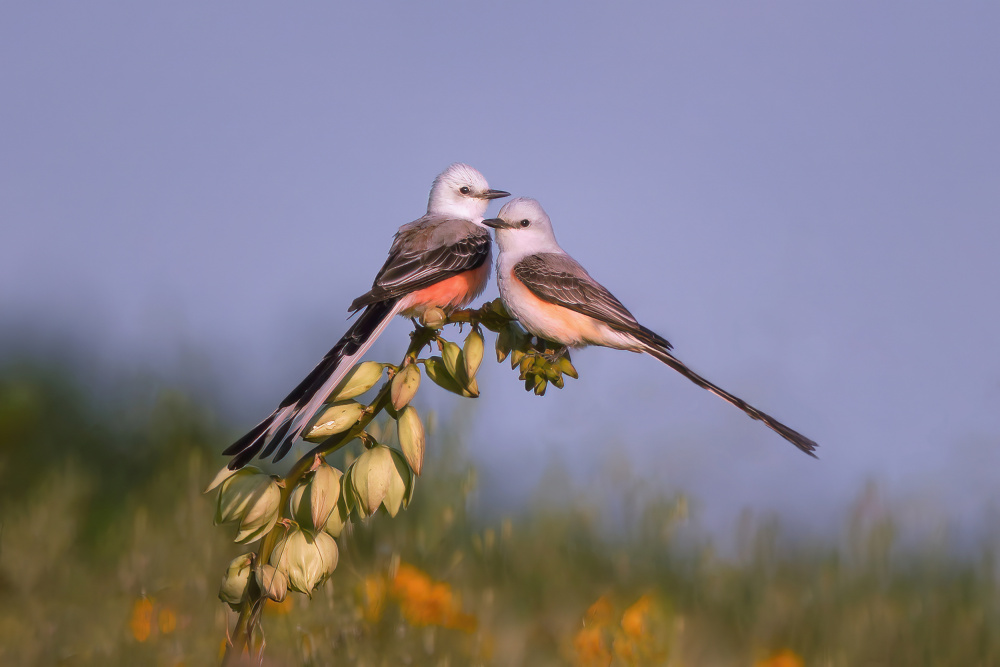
[158,606,177,635]
[620,594,653,640]
[585,595,615,626]
[264,595,294,616]
[755,648,805,667]
[572,625,612,667]
[129,596,154,642]
[389,562,477,632]
[362,574,388,623]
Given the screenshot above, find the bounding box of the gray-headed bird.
[225,164,509,469]
[483,197,817,457]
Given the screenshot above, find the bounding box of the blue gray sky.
[3,3,999,537]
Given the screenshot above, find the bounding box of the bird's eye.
[519,219,531,228]
[459,186,471,195]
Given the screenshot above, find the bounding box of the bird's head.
[427,163,509,220]
[482,197,561,254]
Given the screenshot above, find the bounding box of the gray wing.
[349,216,491,311]
[513,253,643,333]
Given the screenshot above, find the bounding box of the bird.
[224,164,509,469]
[482,197,818,457]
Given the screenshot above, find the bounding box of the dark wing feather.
[513,253,644,333]
[350,218,490,311]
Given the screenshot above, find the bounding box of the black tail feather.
[258,418,292,461]
[224,429,268,470]
[223,299,400,469]
[640,337,818,457]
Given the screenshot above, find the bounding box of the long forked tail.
[223,299,404,469]
[636,328,818,457]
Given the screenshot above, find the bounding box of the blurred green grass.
[1,359,998,666]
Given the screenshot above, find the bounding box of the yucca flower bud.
[304,400,365,442]
[322,491,351,539]
[288,462,342,531]
[219,554,253,608]
[383,448,414,518]
[422,307,446,329]
[270,527,339,596]
[463,328,484,379]
[424,357,478,398]
[391,363,421,411]
[396,406,425,476]
[255,564,288,602]
[213,467,281,544]
[441,340,463,379]
[330,361,385,401]
[349,444,394,516]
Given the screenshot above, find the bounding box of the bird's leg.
[540,341,570,365]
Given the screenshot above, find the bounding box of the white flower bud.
[271,528,339,596]
[219,553,253,608]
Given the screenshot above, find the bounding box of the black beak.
[482,217,507,229]
[479,189,510,200]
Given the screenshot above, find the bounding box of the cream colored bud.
[422,307,446,329]
[350,445,395,516]
[304,400,365,442]
[390,363,421,411]
[235,484,281,544]
[214,468,266,523]
[215,468,281,543]
[308,463,342,529]
[396,406,425,476]
[255,564,288,602]
[289,463,342,531]
[205,465,240,493]
[219,554,253,607]
[383,449,414,517]
[424,357,468,397]
[270,527,339,596]
[463,329,484,379]
[441,340,462,379]
[322,492,351,538]
[330,361,385,401]
[438,343,480,397]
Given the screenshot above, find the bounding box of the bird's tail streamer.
[636,329,818,457]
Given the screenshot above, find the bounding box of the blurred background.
[2,2,999,664]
